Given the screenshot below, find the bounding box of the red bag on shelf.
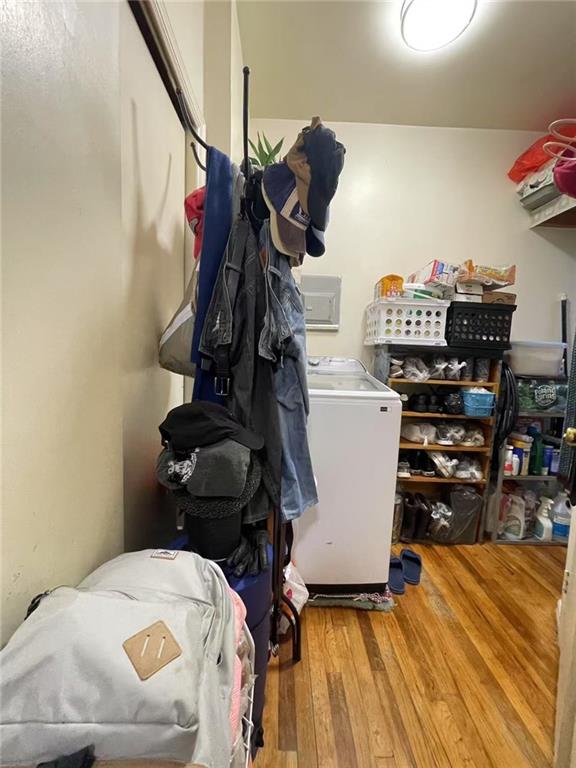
[508,127,576,183]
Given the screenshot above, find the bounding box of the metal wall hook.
[190,142,206,172]
[176,88,209,151]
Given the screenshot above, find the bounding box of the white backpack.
[0,550,237,767]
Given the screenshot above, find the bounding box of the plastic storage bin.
[365,298,450,346]
[462,390,495,416]
[506,341,566,377]
[445,302,516,349]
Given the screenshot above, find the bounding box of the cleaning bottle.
[534,497,554,542]
[527,426,543,476]
[503,446,514,476]
[551,491,572,543]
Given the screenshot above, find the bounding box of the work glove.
[227,526,270,577]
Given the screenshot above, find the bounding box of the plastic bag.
[474,358,490,382]
[458,260,516,290]
[446,357,465,381]
[507,128,576,183]
[429,451,458,478]
[392,493,404,544]
[279,563,309,635]
[461,426,485,447]
[428,487,481,542]
[401,422,437,445]
[429,355,447,380]
[403,357,430,382]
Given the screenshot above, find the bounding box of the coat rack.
[177,63,301,663]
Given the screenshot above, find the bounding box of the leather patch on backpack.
[123,620,182,681]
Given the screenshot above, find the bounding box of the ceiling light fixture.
[400,0,478,52]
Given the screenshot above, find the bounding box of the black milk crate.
[445,302,516,349]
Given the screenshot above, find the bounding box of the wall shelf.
[389,378,497,388]
[399,442,489,453]
[529,194,576,229]
[503,475,560,483]
[402,411,493,421]
[398,476,486,485]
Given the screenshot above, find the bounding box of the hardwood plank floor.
[258,543,565,768]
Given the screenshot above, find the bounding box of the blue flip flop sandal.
[400,548,422,585]
[388,556,405,595]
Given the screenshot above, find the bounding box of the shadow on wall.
[122,100,185,552]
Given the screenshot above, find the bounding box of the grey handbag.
[158,264,198,377]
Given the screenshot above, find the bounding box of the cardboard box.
[456,294,482,303]
[483,292,517,305]
[456,282,483,295]
[408,260,458,289]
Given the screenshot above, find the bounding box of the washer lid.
[307,372,383,392]
[307,356,367,375]
[307,357,390,393]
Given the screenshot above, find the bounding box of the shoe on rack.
[436,422,455,445]
[414,493,433,540]
[411,451,423,475]
[400,492,418,542]
[428,394,443,414]
[397,450,412,479]
[443,392,464,415]
[447,423,466,444]
[408,393,429,413]
[460,427,485,447]
[454,459,472,479]
[419,452,436,478]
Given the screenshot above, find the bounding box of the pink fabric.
[228,588,248,740]
[184,187,206,259]
[554,147,576,199]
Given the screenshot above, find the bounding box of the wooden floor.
[258,543,566,768]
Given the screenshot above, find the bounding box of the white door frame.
[555,506,576,766]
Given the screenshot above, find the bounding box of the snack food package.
[457,260,516,290]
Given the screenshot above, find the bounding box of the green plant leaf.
[270,138,284,159]
[249,133,286,167]
[262,134,273,155]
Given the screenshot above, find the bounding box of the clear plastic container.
[506,341,566,377]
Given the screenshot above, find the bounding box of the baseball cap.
[262,163,310,261]
[305,218,328,258]
[159,401,264,456]
[285,118,321,215]
[302,121,345,231]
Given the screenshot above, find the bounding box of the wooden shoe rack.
[374,345,504,543]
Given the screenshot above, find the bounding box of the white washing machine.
[294,357,402,591]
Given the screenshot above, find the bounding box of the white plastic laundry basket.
[364,298,450,346]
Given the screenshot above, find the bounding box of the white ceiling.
[238,0,576,130]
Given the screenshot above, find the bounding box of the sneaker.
[460,428,485,447]
[443,392,464,415]
[428,394,443,413]
[397,460,411,479]
[418,452,436,478]
[436,423,454,445]
[408,393,429,413]
[455,460,472,479]
[410,451,422,476]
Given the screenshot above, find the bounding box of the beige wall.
[1,1,125,645]
[204,0,244,163]
[120,4,187,551]
[0,0,211,643]
[253,118,576,365]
